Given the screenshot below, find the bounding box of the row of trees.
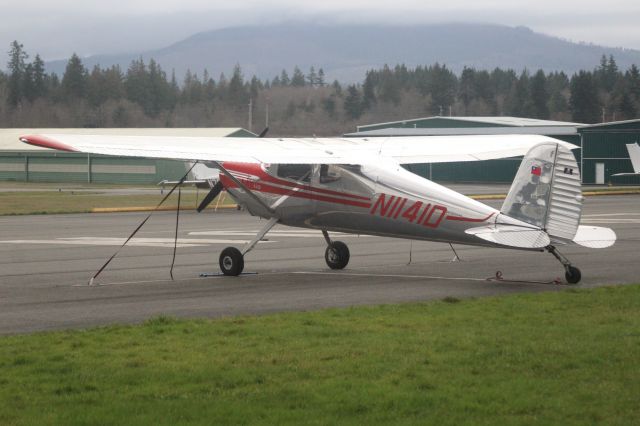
[1,41,639,135]
[342,56,640,123]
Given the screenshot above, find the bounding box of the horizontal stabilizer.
[466,224,550,248]
[572,226,616,248]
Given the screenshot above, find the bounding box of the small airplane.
[159,162,220,189]
[20,133,617,284]
[612,143,640,176]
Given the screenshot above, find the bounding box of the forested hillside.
[2,41,639,136]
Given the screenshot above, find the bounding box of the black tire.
[565,266,581,284]
[219,247,244,276]
[325,241,350,270]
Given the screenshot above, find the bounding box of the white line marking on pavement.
[0,237,274,248]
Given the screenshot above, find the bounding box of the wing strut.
[88,163,197,285]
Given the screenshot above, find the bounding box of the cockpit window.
[320,164,341,183]
[277,164,311,182]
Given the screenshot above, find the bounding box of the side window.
[277,164,311,182]
[319,164,341,183]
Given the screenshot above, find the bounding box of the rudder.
[501,142,582,242]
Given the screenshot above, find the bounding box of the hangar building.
[579,120,640,185]
[0,128,255,184]
[347,116,640,185]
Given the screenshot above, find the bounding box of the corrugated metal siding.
[404,159,522,183]
[582,159,640,184]
[579,120,640,184]
[0,127,255,184]
[0,152,187,184]
[582,132,635,158]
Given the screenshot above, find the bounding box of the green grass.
[0,190,235,215]
[1,285,639,425]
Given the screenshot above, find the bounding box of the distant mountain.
[45,23,640,83]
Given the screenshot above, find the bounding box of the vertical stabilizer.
[626,143,640,173]
[501,142,582,241]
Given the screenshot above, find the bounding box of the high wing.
[20,133,577,165]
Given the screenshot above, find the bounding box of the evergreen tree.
[307,66,317,87]
[343,85,363,119]
[530,70,549,119]
[250,76,260,101]
[125,58,151,108]
[22,63,35,102]
[332,80,342,96]
[378,65,400,105]
[458,67,476,113]
[87,65,106,106]
[30,54,47,99]
[291,66,305,87]
[617,92,636,119]
[61,53,87,100]
[505,70,533,117]
[147,59,172,114]
[279,69,290,86]
[362,71,377,110]
[7,41,28,107]
[317,68,325,87]
[322,95,337,118]
[203,69,216,101]
[182,70,204,104]
[627,64,640,101]
[226,64,248,108]
[570,70,600,123]
[428,63,457,115]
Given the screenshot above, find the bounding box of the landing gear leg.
[219,217,278,276]
[322,230,350,270]
[547,245,581,284]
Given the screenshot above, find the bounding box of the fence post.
[87,153,92,183]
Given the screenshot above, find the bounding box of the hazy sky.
[1,0,639,61]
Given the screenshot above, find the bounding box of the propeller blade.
[197,180,224,212]
[258,127,269,138]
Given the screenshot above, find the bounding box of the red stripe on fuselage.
[222,162,371,201]
[220,174,371,209]
[445,212,495,222]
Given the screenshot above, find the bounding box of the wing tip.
[20,135,78,152]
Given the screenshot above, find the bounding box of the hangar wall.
[579,120,640,185]
[0,128,255,184]
[349,116,583,183]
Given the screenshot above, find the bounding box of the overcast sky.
[1,0,639,61]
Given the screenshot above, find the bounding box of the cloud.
[1,0,639,62]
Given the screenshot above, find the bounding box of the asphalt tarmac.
[1,195,639,334]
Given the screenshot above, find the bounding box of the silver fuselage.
[220,161,525,248]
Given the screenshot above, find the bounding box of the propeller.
[196,128,268,213]
[196,180,224,212]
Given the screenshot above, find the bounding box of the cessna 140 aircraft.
[20,133,616,284]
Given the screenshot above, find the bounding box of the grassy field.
[0,285,638,425]
[0,189,235,215]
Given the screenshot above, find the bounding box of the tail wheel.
[565,266,581,284]
[219,247,244,276]
[325,241,350,270]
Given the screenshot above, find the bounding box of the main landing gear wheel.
[219,247,244,276]
[325,241,350,270]
[565,266,582,284]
